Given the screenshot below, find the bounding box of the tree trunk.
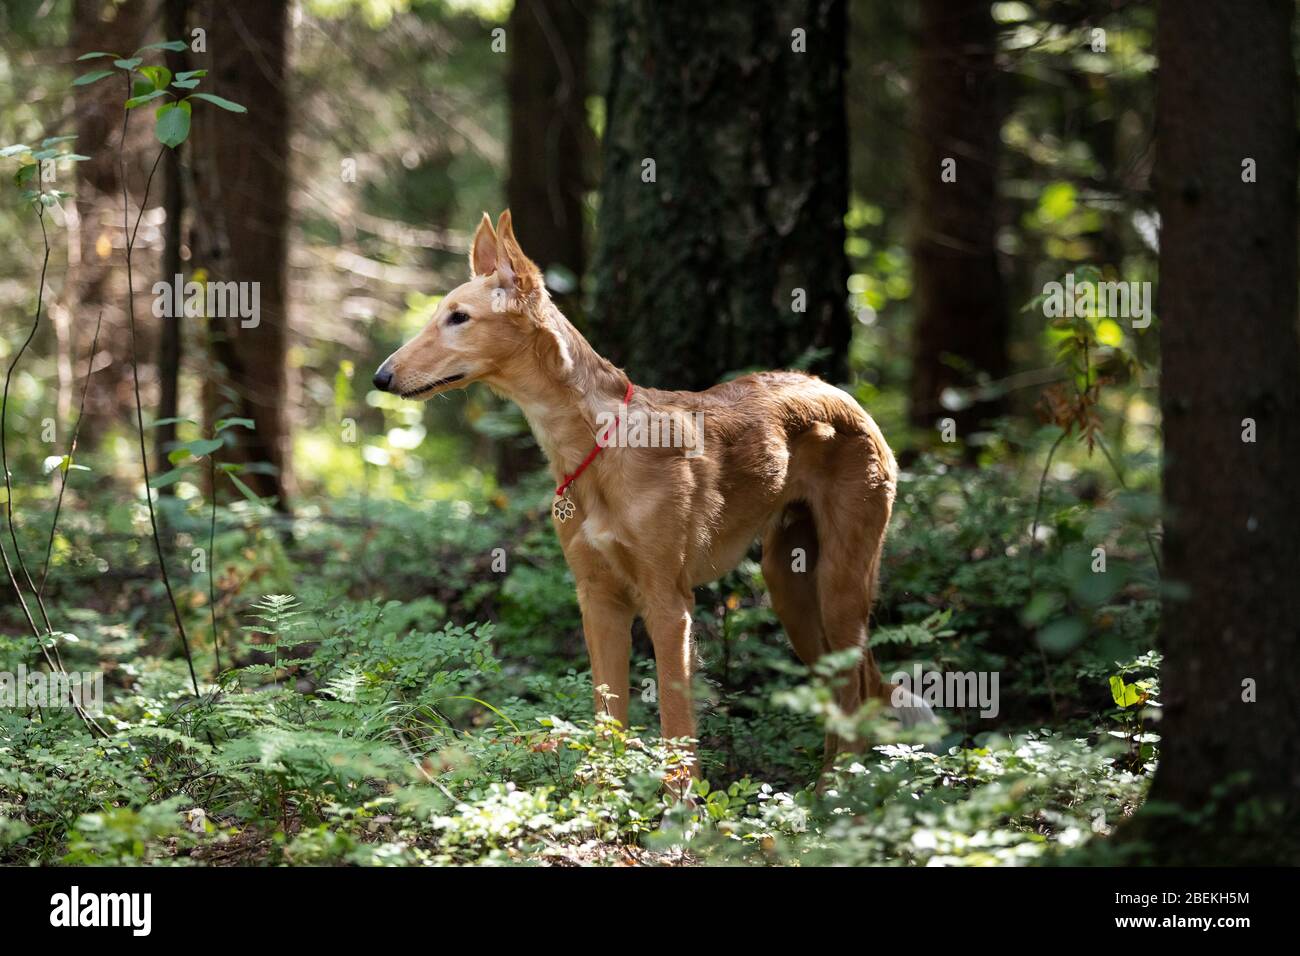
[189,0,293,511]
[498,0,592,485]
[154,0,187,489]
[1143,0,1300,863]
[506,0,590,303]
[907,0,1007,438]
[591,0,850,391]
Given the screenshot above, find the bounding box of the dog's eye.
[448,310,470,326]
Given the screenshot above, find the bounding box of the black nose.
[372,365,394,392]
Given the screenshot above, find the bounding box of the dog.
[374,210,935,777]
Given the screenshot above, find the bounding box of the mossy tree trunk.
[1143,0,1300,863]
[591,0,850,391]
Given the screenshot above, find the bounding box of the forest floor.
[1,454,1163,865]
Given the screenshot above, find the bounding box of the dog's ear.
[469,212,497,277]
[496,210,566,367]
[493,209,542,299]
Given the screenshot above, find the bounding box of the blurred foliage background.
[0,0,1164,503]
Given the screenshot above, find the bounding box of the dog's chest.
[580,511,621,558]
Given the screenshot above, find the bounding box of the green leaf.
[41,454,88,476]
[227,472,264,505]
[1109,675,1143,708]
[215,417,255,432]
[112,57,143,70]
[0,143,31,157]
[188,92,247,113]
[41,135,78,148]
[139,65,172,90]
[43,455,71,475]
[148,416,198,429]
[149,467,188,489]
[186,437,225,458]
[1108,675,1126,706]
[135,40,189,53]
[1038,181,1078,223]
[171,69,207,91]
[155,101,191,149]
[76,51,118,61]
[73,70,115,86]
[126,90,169,109]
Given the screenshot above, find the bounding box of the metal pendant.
[552,493,576,523]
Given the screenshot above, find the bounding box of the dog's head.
[372,210,547,400]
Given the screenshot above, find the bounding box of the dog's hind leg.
[761,502,829,667]
[805,434,909,768]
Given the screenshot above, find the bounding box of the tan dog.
[374,211,933,776]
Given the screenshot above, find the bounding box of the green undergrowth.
[1,453,1161,865]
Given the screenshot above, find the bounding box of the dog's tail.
[771,374,899,486]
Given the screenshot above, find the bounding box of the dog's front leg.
[645,601,698,782]
[577,585,635,727]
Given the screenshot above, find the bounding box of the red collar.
[555,380,634,499]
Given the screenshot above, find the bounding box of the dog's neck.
[487,299,630,484]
